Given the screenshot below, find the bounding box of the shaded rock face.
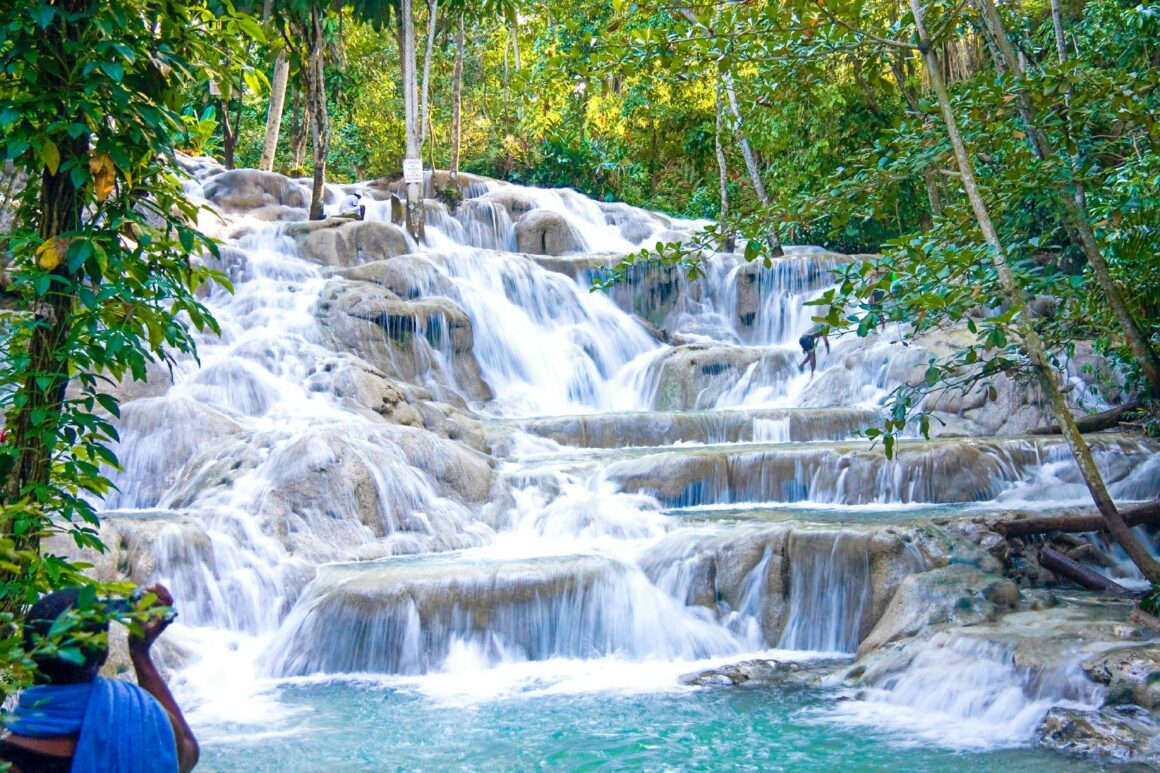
[202,169,309,212]
[640,524,926,653]
[1040,705,1160,765]
[317,278,491,404]
[457,198,515,251]
[732,253,852,336]
[606,260,684,329]
[289,218,411,268]
[514,209,585,256]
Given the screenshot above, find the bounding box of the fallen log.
[1039,546,1130,593]
[994,500,1160,539]
[1029,401,1139,435]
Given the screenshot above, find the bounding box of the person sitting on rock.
[0,584,199,773]
[798,323,830,375]
[338,192,364,220]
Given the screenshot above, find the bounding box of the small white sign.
[402,159,424,184]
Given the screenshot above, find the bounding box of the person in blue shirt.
[0,584,199,773]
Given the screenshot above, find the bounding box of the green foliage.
[0,0,247,692]
[1141,585,1160,616]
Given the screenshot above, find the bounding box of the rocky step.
[661,502,968,525]
[503,407,879,450]
[598,434,1159,508]
[261,552,741,677]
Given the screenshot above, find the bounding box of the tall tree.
[908,0,1160,581]
[970,0,1160,398]
[449,14,465,184]
[258,0,395,219]
[400,0,425,237]
[0,0,241,608]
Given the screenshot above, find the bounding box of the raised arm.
[129,584,200,773]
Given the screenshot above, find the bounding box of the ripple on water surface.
[199,680,1102,772]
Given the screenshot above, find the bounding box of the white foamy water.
[94,161,1160,756]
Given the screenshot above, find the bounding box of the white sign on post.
[402,159,424,184]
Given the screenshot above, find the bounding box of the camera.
[102,587,177,622]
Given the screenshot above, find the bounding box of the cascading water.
[85,159,1160,768]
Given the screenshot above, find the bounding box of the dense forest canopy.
[0,0,1158,702]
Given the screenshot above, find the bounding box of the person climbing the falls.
[0,584,200,773]
[798,322,830,375]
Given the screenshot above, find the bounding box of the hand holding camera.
[127,583,178,654]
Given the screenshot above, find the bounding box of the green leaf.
[40,138,59,174]
[100,61,124,82]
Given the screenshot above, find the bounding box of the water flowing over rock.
[83,162,1160,765]
[317,277,491,403]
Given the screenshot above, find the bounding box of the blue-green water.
[197,680,1103,772]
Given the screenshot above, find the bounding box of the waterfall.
[823,629,1107,750]
[82,163,1160,763]
[778,531,871,653]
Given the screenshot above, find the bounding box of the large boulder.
[288,218,411,268]
[1084,646,1160,710]
[598,201,666,245]
[857,565,1021,657]
[646,344,797,411]
[1040,705,1160,765]
[335,254,451,300]
[102,396,242,510]
[641,524,927,651]
[514,209,584,256]
[202,169,309,212]
[317,278,491,403]
[478,186,541,220]
[161,425,498,560]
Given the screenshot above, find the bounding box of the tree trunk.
[259,51,290,172]
[401,0,424,238]
[304,7,329,221]
[1039,547,1129,593]
[912,0,1160,584]
[721,73,784,257]
[450,15,464,185]
[419,0,438,150]
[974,0,1160,398]
[714,77,733,252]
[219,94,237,169]
[290,87,308,173]
[1,144,86,599]
[1028,401,1140,434]
[993,499,1160,538]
